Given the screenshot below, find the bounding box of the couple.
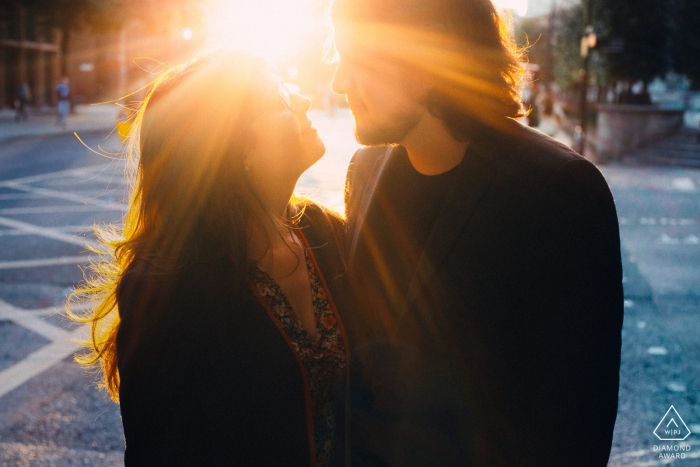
[70,0,623,465]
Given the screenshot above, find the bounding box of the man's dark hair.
[332,0,526,139]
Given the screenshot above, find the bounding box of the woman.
[68,50,350,466]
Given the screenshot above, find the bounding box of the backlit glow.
[204,0,317,64]
[493,0,529,16]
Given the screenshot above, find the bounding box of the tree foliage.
[672,0,700,88]
[602,0,673,84]
[552,4,608,91]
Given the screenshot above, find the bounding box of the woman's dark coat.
[116,204,349,467]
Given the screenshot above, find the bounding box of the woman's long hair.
[67,50,289,402]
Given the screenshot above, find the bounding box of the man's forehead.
[333,20,467,67]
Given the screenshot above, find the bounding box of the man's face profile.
[331,26,431,146]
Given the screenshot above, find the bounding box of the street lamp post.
[578,0,596,156]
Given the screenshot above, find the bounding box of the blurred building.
[0,4,204,109]
[0,6,62,108]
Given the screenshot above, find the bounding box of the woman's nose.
[290,93,311,114]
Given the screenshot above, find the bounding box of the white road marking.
[0,225,94,237]
[647,346,669,356]
[0,337,82,399]
[639,218,696,226]
[0,164,110,188]
[684,235,700,244]
[0,205,119,215]
[0,301,72,342]
[660,234,680,245]
[671,177,696,192]
[0,442,123,463]
[0,255,90,270]
[0,193,46,200]
[667,381,687,392]
[0,216,97,248]
[659,234,700,245]
[3,182,127,211]
[0,299,88,399]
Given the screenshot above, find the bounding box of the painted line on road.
[0,442,123,464]
[0,299,73,342]
[0,205,117,215]
[0,193,46,200]
[0,255,90,270]
[0,225,94,237]
[0,336,83,399]
[0,216,97,248]
[3,183,127,211]
[0,164,110,188]
[39,173,126,187]
[0,298,88,399]
[0,205,121,215]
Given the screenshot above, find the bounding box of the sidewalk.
[0,104,120,143]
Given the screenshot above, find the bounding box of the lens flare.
[493,0,529,16]
[203,0,317,64]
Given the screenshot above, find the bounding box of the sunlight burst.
[492,0,529,16]
[204,0,318,64]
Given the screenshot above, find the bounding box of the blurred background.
[0,1,699,466]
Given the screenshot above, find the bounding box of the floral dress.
[249,236,348,467]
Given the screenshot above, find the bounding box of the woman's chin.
[304,137,326,166]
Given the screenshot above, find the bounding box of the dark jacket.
[116,203,350,467]
[343,120,624,467]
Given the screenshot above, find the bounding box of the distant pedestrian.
[56,77,71,128]
[14,82,31,121]
[523,81,540,127]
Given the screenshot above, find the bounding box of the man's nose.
[331,59,349,96]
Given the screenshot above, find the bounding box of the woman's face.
[244,70,326,198]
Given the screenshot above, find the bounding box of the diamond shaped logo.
[654,406,692,441]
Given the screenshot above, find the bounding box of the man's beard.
[353,113,421,146]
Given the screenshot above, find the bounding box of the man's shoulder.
[477,120,601,190]
[488,120,583,172]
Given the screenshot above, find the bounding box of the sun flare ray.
[203,0,319,64]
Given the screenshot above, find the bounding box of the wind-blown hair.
[67,50,293,402]
[331,0,527,139]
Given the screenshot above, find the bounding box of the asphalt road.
[0,130,128,466]
[0,120,698,466]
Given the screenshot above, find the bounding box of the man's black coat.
[343,120,624,466]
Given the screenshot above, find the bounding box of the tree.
[600,0,673,98]
[553,4,609,92]
[672,0,700,89]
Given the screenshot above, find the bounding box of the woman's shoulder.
[298,200,344,225]
[295,200,345,249]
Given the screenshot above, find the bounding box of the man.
[330,0,624,465]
